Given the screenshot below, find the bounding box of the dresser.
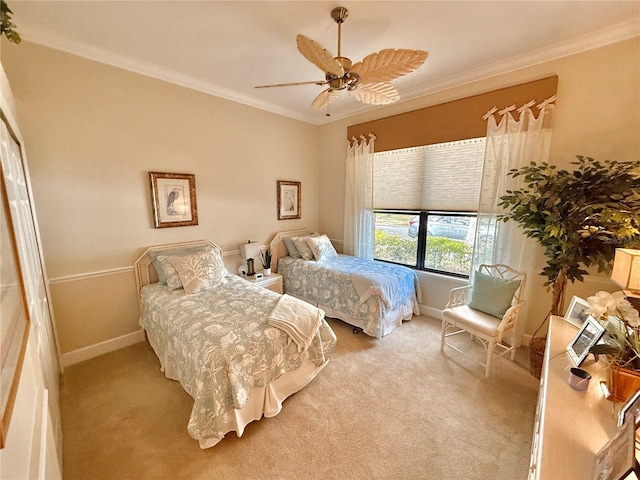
[529,315,620,479]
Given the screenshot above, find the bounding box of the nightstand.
[244,273,283,294]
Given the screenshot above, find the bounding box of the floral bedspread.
[139,275,336,446]
[278,254,422,338]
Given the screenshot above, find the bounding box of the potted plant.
[1,1,21,44]
[587,291,640,402]
[259,247,272,276]
[498,156,640,376]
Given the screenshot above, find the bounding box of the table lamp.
[240,241,261,277]
[611,248,640,311]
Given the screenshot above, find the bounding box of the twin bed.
[269,229,421,339]
[135,232,420,448]
[134,240,336,448]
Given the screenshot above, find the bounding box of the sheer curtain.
[472,96,556,332]
[344,134,376,259]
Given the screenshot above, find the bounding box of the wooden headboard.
[268,229,313,273]
[133,240,222,292]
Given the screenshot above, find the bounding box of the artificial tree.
[498,156,640,319]
[1,0,21,44]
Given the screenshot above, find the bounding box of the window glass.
[371,138,488,277]
[424,214,474,276]
[374,212,417,266]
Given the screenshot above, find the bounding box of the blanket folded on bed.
[350,272,400,310]
[268,294,324,352]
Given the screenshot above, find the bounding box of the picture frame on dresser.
[592,420,637,480]
[149,172,198,228]
[566,315,605,367]
[277,181,301,220]
[564,295,592,328]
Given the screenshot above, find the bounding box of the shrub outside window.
[374,211,494,277]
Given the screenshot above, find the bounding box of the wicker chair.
[440,264,526,377]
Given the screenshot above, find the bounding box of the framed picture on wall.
[0,163,31,448]
[277,181,301,220]
[149,172,198,228]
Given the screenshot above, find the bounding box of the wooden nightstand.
[243,273,283,294]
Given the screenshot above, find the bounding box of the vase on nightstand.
[264,268,271,276]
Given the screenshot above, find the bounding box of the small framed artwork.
[149,172,198,228]
[277,180,301,220]
[564,295,592,328]
[566,315,606,367]
[592,420,636,480]
[617,387,640,428]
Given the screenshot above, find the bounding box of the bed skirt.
[145,332,326,448]
[288,293,418,338]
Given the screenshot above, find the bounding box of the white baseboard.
[420,305,442,319]
[61,330,145,368]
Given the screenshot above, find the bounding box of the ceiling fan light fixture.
[255,6,428,112]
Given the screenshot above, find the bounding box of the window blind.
[373,137,485,211]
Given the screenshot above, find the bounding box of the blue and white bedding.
[278,254,422,338]
[139,274,337,448]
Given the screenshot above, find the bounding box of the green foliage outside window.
[374,230,472,275]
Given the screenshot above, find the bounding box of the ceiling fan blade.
[348,82,400,106]
[311,89,340,110]
[255,80,327,89]
[296,34,344,78]
[350,49,428,84]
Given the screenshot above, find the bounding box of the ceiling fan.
[255,6,428,111]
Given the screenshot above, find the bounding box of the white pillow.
[306,234,338,261]
[168,250,228,294]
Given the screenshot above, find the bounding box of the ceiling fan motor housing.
[331,7,349,24]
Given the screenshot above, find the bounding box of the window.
[372,138,487,277]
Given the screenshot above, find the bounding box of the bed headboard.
[133,240,222,292]
[268,229,313,273]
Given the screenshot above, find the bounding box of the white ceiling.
[8,1,640,125]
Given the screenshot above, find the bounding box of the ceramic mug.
[568,367,591,391]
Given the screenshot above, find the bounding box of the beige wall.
[1,42,321,355]
[2,37,638,356]
[318,38,640,337]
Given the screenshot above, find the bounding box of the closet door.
[0,113,62,451]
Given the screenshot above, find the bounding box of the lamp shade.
[240,242,261,260]
[611,248,640,293]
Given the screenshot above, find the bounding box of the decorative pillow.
[283,237,301,258]
[155,255,186,290]
[168,250,228,294]
[292,234,318,261]
[149,244,212,284]
[468,271,521,319]
[306,234,338,261]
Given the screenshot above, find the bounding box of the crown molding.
[18,19,639,126]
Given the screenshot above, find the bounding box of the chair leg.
[440,320,447,351]
[510,330,517,361]
[485,340,496,377]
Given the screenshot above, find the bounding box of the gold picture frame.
[0,162,30,449]
[149,172,198,228]
[277,180,301,220]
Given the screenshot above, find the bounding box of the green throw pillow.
[468,271,521,319]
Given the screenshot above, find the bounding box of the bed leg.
[353,327,359,334]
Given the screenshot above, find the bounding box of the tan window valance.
[347,76,558,152]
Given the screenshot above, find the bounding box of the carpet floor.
[60,315,539,480]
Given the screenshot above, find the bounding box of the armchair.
[440,264,526,377]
